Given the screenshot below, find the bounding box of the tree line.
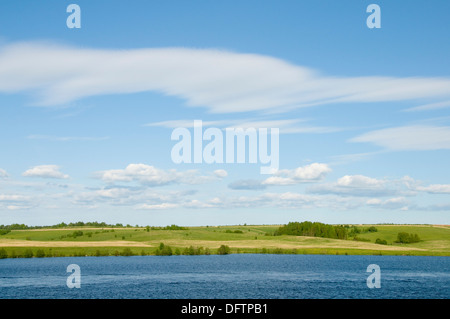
[273,221,348,240]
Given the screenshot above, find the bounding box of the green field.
[0,224,449,258]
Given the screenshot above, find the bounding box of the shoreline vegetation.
[0,221,449,259]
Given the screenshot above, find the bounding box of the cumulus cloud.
[263,163,331,186]
[227,163,331,190]
[416,184,450,194]
[366,197,409,210]
[308,174,397,197]
[22,165,69,179]
[135,203,179,210]
[0,169,8,179]
[95,163,226,186]
[0,194,35,210]
[228,179,267,190]
[213,169,228,178]
[1,42,450,113]
[350,125,450,151]
[336,175,383,188]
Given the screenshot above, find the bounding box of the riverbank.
[0,224,449,258]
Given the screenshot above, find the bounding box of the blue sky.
[0,0,450,226]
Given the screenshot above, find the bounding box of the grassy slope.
[0,224,449,257]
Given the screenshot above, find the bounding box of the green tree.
[121,248,133,256]
[23,249,34,258]
[0,248,7,259]
[396,232,420,244]
[0,229,11,235]
[217,245,231,255]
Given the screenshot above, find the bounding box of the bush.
[121,248,133,256]
[225,229,243,234]
[217,245,231,255]
[155,243,173,256]
[0,248,7,259]
[375,238,387,245]
[396,232,420,244]
[0,229,11,235]
[35,249,46,258]
[367,226,378,232]
[23,249,34,258]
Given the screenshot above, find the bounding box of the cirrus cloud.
[350,125,450,151]
[1,42,450,113]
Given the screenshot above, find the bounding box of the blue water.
[0,254,448,299]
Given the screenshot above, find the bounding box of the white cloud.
[366,197,408,210]
[213,169,228,178]
[0,169,8,179]
[147,118,340,135]
[405,100,450,112]
[336,175,383,188]
[135,203,179,210]
[6,205,32,210]
[95,163,226,186]
[350,125,450,151]
[22,165,69,179]
[0,193,35,211]
[308,174,398,197]
[0,194,31,202]
[228,179,267,190]
[416,184,450,194]
[1,42,450,112]
[263,163,331,186]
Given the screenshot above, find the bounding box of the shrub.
[396,232,420,244]
[35,249,46,258]
[375,238,387,245]
[121,248,133,256]
[23,249,34,258]
[225,229,243,234]
[183,246,196,255]
[217,245,231,255]
[0,248,7,259]
[155,243,173,256]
